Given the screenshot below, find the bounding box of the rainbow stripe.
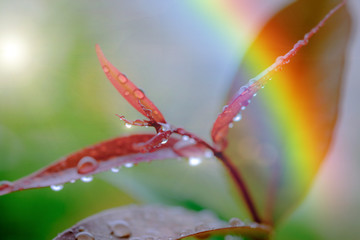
[184,0,346,222]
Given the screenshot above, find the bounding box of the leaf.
[0,134,208,196]
[54,204,271,240]
[211,0,347,149]
[96,44,166,123]
[224,0,351,223]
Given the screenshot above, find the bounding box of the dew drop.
[239,86,247,94]
[204,149,213,158]
[124,163,134,168]
[182,135,190,141]
[229,217,245,227]
[195,224,210,232]
[261,86,265,89]
[111,167,120,173]
[70,179,76,183]
[109,221,131,238]
[125,123,132,128]
[233,113,242,122]
[117,74,128,84]
[0,180,13,195]
[80,175,93,183]
[134,89,145,99]
[75,231,94,240]
[189,157,202,166]
[253,93,257,97]
[50,184,64,191]
[228,123,234,128]
[77,156,98,175]
[161,138,168,144]
[249,79,256,85]
[103,66,110,73]
[249,222,259,228]
[276,56,284,64]
[241,106,246,111]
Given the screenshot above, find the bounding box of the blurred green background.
[0,0,359,239]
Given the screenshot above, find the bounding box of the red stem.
[215,151,261,223]
[174,128,261,223]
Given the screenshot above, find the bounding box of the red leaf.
[0,134,208,196]
[95,44,166,123]
[224,0,351,223]
[210,0,346,148]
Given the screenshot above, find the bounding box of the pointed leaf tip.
[95,44,166,123]
[210,0,347,148]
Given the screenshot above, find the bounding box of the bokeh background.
[0,0,359,239]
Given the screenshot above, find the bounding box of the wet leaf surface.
[225,0,351,223]
[54,205,271,240]
[0,134,208,196]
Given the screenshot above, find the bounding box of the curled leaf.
[0,134,208,196]
[96,44,166,123]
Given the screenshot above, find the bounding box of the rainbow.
[184,0,349,222]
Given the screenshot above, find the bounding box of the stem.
[174,128,261,223]
[215,151,262,223]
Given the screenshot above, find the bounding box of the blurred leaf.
[54,205,271,240]
[226,0,351,224]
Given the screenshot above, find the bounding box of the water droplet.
[124,91,130,96]
[111,167,120,173]
[249,79,256,85]
[108,220,131,238]
[77,156,98,175]
[161,138,168,144]
[249,222,259,228]
[261,86,265,89]
[276,56,284,64]
[70,179,76,183]
[103,66,110,73]
[253,93,257,97]
[195,224,210,232]
[239,86,247,94]
[124,163,134,168]
[0,181,13,195]
[233,113,242,122]
[228,123,234,128]
[80,175,93,183]
[125,123,132,128]
[182,135,190,141]
[189,157,202,166]
[229,217,245,227]
[134,89,145,99]
[241,106,246,111]
[117,74,128,84]
[75,231,94,240]
[204,149,213,158]
[50,184,64,191]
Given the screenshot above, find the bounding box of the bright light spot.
[0,36,28,70]
[125,123,132,128]
[189,157,202,167]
